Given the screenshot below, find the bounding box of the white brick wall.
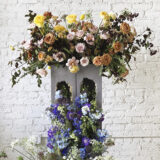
[0,0,160,159]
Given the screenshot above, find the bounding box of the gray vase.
[51,65,102,107]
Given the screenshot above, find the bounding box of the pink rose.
[75,43,85,53]
[76,30,84,39]
[36,69,48,77]
[80,57,89,67]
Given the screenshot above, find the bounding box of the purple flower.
[82,137,90,146]
[67,111,74,120]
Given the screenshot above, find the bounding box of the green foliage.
[17,156,24,160]
[0,151,7,158]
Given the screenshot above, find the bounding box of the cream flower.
[36,69,48,77]
[84,33,94,45]
[76,30,84,39]
[80,57,89,67]
[69,65,79,73]
[53,52,66,62]
[66,57,79,69]
[75,43,85,53]
[67,32,75,40]
[109,12,116,20]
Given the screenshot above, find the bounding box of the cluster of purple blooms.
[46,90,109,159]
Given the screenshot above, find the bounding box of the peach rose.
[93,56,102,66]
[120,22,130,34]
[38,51,46,61]
[112,41,123,53]
[44,33,55,45]
[101,54,112,66]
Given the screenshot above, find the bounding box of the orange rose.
[101,54,112,66]
[93,56,102,66]
[112,41,123,53]
[44,33,55,45]
[120,69,129,78]
[38,51,46,61]
[120,22,130,34]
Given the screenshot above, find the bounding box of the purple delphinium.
[82,137,90,146]
[67,111,75,120]
[80,148,86,159]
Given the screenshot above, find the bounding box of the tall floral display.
[9,9,157,160]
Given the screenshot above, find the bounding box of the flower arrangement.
[45,81,114,160]
[9,10,157,87]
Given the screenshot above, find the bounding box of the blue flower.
[73,118,82,129]
[80,148,86,159]
[97,129,108,142]
[55,90,63,99]
[82,137,90,146]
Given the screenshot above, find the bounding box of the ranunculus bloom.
[84,33,94,45]
[100,11,109,19]
[120,69,129,78]
[66,14,77,24]
[76,30,84,39]
[69,65,79,73]
[53,52,66,62]
[33,15,45,28]
[66,57,79,68]
[36,69,48,77]
[54,25,66,32]
[45,55,53,63]
[38,51,46,61]
[101,54,112,66]
[75,43,85,53]
[120,22,131,34]
[67,32,75,40]
[92,56,102,66]
[112,41,123,53]
[44,33,55,45]
[80,57,89,67]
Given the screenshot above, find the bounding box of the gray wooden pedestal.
[51,65,102,107]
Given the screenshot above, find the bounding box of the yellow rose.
[69,65,79,73]
[80,14,85,20]
[54,25,66,32]
[100,11,109,19]
[33,15,45,27]
[66,14,77,24]
[109,12,116,20]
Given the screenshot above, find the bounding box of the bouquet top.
[9,10,157,87]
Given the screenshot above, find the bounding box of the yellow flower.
[109,12,116,20]
[66,14,77,24]
[33,15,45,27]
[100,11,109,19]
[69,65,79,73]
[9,45,15,51]
[80,14,85,20]
[48,66,51,69]
[54,25,66,32]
